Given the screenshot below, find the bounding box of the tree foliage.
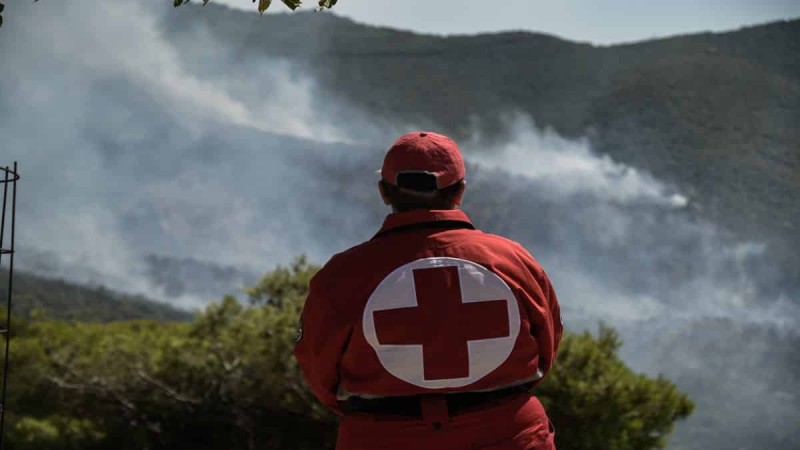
[536,327,694,450]
[6,257,693,450]
[0,0,336,29]
[172,0,337,14]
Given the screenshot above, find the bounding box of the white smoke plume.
[466,116,688,208]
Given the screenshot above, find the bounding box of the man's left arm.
[515,248,563,382]
[537,270,563,373]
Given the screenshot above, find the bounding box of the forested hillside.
[165,9,800,274]
[2,270,191,322]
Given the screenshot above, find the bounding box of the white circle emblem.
[363,257,520,389]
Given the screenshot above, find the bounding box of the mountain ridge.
[3,269,192,322]
[165,8,800,275]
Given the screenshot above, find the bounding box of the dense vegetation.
[5,258,693,450]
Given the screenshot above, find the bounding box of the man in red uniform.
[295,131,563,450]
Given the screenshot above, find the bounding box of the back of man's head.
[379,131,466,212]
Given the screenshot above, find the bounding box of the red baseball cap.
[381,131,466,190]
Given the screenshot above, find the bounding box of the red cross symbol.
[373,266,510,380]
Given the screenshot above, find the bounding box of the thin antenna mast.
[0,162,19,450]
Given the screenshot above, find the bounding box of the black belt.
[342,383,532,417]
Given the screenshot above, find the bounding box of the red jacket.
[295,209,563,413]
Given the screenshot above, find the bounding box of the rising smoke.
[0,1,797,449]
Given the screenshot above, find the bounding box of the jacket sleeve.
[517,250,563,385]
[534,270,563,377]
[294,268,352,414]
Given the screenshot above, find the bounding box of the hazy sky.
[214,0,800,44]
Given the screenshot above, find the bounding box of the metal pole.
[0,162,18,450]
[0,165,7,262]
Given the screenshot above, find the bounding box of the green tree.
[7,257,692,450]
[536,326,694,450]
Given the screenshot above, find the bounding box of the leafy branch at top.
[173,0,338,14]
[0,0,335,29]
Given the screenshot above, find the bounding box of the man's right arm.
[294,269,351,414]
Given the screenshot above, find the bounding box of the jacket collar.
[374,209,475,238]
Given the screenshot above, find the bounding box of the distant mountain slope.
[165,8,800,273]
[2,270,192,322]
[143,254,260,301]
